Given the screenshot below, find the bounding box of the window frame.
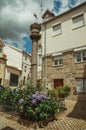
[52,22,62,36]
[24,66,27,72]
[75,78,86,93]
[10,73,19,86]
[75,50,86,63]
[38,54,42,65]
[53,56,63,66]
[72,13,84,29]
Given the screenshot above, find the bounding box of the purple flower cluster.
[40,94,47,99]
[19,98,24,104]
[31,99,37,104]
[31,91,47,105]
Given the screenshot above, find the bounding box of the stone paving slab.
[0,100,86,130]
[0,114,86,130]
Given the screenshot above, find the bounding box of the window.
[23,76,26,85]
[10,73,19,86]
[44,14,53,22]
[38,54,42,65]
[52,23,61,36]
[53,56,63,66]
[45,14,50,21]
[83,51,86,61]
[76,51,86,63]
[24,66,27,72]
[76,78,86,93]
[72,14,84,29]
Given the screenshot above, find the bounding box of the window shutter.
[73,14,84,29]
[53,23,61,35]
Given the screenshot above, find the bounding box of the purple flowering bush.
[18,91,58,122]
[0,87,35,112]
[0,86,58,123]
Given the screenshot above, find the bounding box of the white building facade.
[3,44,31,87]
[41,3,86,55]
[40,2,86,99]
[22,51,31,86]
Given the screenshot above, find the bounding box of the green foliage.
[36,80,42,91]
[57,85,71,98]
[0,88,22,112]
[47,85,71,99]
[0,86,58,122]
[47,88,59,98]
[19,91,58,122]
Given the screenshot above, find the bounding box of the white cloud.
[53,0,86,15]
[0,0,40,51]
[59,0,69,14]
[0,0,86,52]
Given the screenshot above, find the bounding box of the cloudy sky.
[0,0,86,52]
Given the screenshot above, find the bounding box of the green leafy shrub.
[0,88,22,112]
[47,85,71,99]
[18,91,58,122]
[47,88,59,98]
[0,86,58,123]
[57,85,71,98]
[0,85,5,106]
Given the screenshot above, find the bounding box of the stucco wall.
[3,45,22,71]
[41,4,86,55]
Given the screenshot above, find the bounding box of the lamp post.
[30,23,41,87]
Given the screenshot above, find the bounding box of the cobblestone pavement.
[0,100,86,130]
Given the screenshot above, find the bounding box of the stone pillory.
[30,23,41,87]
[30,23,41,40]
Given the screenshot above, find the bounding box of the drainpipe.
[44,23,47,93]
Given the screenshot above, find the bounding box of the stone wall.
[43,50,86,100]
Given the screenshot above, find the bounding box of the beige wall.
[41,3,86,55]
[4,66,21,87]
[22,52,31,85]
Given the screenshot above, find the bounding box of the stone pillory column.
[30,23,41,87]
